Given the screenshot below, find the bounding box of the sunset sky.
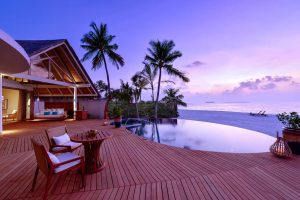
[1,0,300,104]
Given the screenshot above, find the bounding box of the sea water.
[182,101,300,114]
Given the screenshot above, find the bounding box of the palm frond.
[161,80,175,84]
[106,49,125,69]
[164,65,190,82]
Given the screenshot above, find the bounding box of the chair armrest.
[50,145,72,152]
[54,156,84,167]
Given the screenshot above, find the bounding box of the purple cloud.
[185,60,204,68]
[230,76,293,93]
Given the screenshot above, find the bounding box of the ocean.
[181,101,300,114]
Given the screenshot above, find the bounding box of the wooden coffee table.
[71,130,112,174]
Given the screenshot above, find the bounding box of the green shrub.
[112,106,123,118]
[277,112,300,129]
[108,101,178,119]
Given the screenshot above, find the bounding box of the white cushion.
[52,133,70,145]
[57,109,64,115]
[64,141,82,149]
[52,146,68,152]
[47,152,60,164]
[52,141,81,152]
[54,152,81,173]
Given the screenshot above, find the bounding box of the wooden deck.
[0,119,299,200]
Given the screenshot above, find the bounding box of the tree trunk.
[151,82,155,102]
[155,68,162,120]
[139,89,142,102]
[102,54,111,119]
[135,102,139,118]
[102,54,111,96]
[155,122,160,143]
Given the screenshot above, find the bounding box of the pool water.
[126,119,276,153]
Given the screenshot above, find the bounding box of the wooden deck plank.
[0,120,299,199]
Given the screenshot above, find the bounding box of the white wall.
[3,88,19,114]
[34,100,45,114]
[34,97,107,119]
[79,99,107,119]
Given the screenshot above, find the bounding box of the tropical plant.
[131,72,149,101]
[162,88,187,111]
[81,22,124,96]
[140,61,175,102]
[112,106,123,118]
[131,72,149,118]
[94,80,108,98]
[140,62,157,102]
[277,112,300,129]
[145,40,189,119]
[119,80,133,103]
[108,101,178,119]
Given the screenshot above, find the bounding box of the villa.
[1,38,106,130]
[1,31,300,200]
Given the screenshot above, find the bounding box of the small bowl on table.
[87,129,98,138]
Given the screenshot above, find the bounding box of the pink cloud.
[227,76,294,93]
[184,60,205,68]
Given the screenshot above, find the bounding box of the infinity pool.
[126,119,276,153]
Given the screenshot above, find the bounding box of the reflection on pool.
[126,119,276,153]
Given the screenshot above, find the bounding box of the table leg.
[84,140,106,174]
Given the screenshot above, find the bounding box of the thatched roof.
[16,39,65,57]
[8,39,99,97]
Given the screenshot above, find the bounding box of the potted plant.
[277,112,300,154]
[112,106,123,128]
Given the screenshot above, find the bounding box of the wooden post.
[18,89,27,121]
[29,91,34,120]
[73,86,77,120]
[0,74,2,133]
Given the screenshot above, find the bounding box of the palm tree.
[162,88,187,111]
[94,80,108,98]
[131,72,149,118]
[131,72,149,101]
[81,22,124,96]
[145,40,189,119]
[119,80,133,104]
[140,62,157,102]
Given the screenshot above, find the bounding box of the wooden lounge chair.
[250,111,267,117]
[30,139,85,200]
[3,109,18,121]
[249,111,262,116]
[45,125,82,154]
[8,110,18,121]
[261,111,267,116]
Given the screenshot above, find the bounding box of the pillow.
[52,133,70,145]
[44,111,51,115]
[52,111,58,115]
[57,109,64,115]
[47,152,60,164]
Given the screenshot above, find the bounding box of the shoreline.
[178,109,283,137]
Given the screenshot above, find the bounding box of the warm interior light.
[2,129,21,135]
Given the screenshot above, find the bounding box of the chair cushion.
[54,152,81,173]
[57,109,64,115]
[52,146,69,152]
[52,133,70,145]
[47,152,60,164]
[51,141,81,153]
[65,141,82,148]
